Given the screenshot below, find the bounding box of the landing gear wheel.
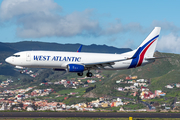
[77,73,83,76]
[86,72,93,77]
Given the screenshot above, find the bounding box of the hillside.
[5,41,132,54]
[16,51,180,99]
[1,41,180,100]
[0,42,18,63]
[85,52,180,98]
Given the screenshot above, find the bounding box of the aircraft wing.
[82,56,167,69]
[77,45,83,52]
[83,58,131,69]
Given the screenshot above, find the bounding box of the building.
[0,103,8,110]
[27,105,35,111]
[176,84,180,88]
[165,85,174,89]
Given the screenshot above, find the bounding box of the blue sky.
[0,0,180,53]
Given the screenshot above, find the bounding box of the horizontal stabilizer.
[145,57,168,60]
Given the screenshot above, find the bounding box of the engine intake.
[67,64,84,72]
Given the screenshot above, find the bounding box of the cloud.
[101,19,144,35]
[16,9,100,38]
[0,0,61,20]
[152,21,180,53]
[0,0,146,39]
[157,33,180,53]
[151,20,180,33]
[1,0,179,41]
[0,0,100,38]
[121,39,136,49]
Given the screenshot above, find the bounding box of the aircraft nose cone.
[5,57,11,63]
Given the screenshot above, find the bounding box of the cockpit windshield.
[12,55,20,57]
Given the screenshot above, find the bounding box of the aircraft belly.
[24,60,64,68]
[112,62,130,70]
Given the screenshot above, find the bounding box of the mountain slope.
[5,41,132,54]
[87,52,180,97]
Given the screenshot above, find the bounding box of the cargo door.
[26,53,31,62]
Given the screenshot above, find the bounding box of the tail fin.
[138,27,161,58]
[129,27,161,68]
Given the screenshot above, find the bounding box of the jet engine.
[67,64,84,72]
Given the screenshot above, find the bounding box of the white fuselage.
[5,27,161,76]
[5,50,153,71]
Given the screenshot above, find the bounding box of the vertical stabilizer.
[129,27,161,68]
[138,27,161,57]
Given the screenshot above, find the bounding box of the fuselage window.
[12,55,20,57]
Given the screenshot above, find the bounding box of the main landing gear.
[86,72,92,77]
[77,72,83,76]
[77,71,93,77]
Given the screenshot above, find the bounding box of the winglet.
[77,45,83,52]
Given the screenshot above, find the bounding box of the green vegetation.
[88,52,180,98]
[63,97,97,105]
[57,87,86,95]
[1,42,180,109]
[15,51,180,104]
[123,103,146,110]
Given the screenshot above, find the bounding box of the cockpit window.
[12,55,20,57]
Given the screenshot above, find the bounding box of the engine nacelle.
[67,64,84,72]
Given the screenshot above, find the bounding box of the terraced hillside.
[88,52,180,97]
[1,41,180,99]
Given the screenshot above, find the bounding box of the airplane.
[5,27,161,77]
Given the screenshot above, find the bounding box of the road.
[139,101,152,110]
[170,97,177,109]
[0,112,180,118]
